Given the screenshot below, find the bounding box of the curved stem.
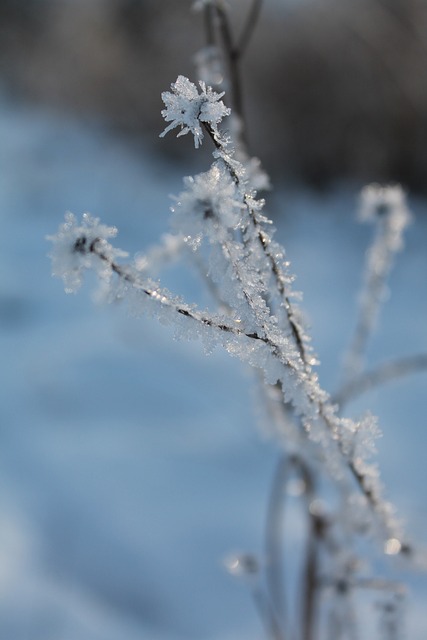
[265,454,291,629]
[265,454,321,640]
[334,353,427,407]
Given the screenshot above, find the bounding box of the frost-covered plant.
[343,184,412,381]
[48,2,425,639]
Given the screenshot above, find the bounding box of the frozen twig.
[265,454,320,640]
[201,119,311,366]
[343,184,411,381]
[334,353,427,407]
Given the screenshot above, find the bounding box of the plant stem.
[334,353,427,407]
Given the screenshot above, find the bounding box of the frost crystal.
[160,75,231,148]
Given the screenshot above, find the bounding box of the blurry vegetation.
[2,0,427,191]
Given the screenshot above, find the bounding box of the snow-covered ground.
[0,97,426,639]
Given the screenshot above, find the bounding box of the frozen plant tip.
[47,212,127,294]
[160,75,231,148]
[343,184,412,380]
[359,184,410,226]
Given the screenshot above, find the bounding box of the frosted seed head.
[47,212,126,293]
[160,75,230,148]
[359,184,411,226]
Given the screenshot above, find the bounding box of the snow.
[1,97,427,638]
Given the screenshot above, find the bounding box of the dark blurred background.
[1,0,427,191]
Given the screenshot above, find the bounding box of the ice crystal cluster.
[49,73,418,638]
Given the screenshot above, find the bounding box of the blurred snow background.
[0,1,427,638]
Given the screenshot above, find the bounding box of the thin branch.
[265,454,321,640]
[265,454,291,632]
[74,235,298,365]
[252,582,287,640]
[300,464,319,640]
[343,256,385,379]
[342,187,410,382]
[236,0,263,56]
[355,577,405,596]
[211,2,248,148]
[253,224,309,366]
[203,3,216,46]
[334,354,427,407]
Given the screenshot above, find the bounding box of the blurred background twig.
[2,0,427,191]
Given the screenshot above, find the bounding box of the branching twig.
[75,235,280,348]
[203,121,310,366]
[66,229,413,551]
